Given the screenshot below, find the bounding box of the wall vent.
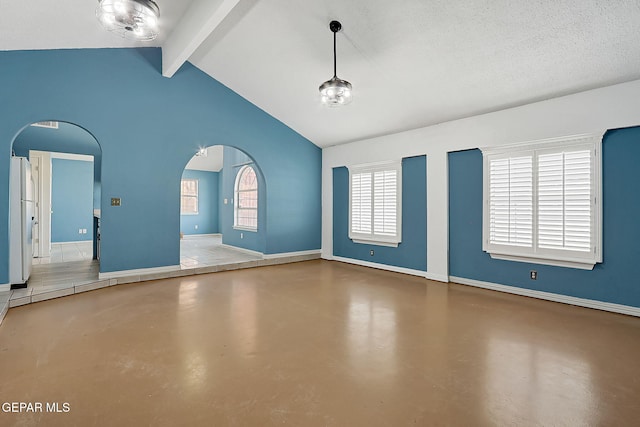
[31,121,59,129]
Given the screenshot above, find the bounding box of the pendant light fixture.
[319,21,352,107]
[96,0,160,41]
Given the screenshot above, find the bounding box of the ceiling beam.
[161,0,240,78]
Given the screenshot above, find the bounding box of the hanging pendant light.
[319,21,352,107]
[96,0,160,41]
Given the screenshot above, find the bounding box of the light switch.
[111,198,121,207]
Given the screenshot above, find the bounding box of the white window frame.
[233,165,258,232]
[348,160,402,247]
[481,133,603,270]
[180,178,199,215]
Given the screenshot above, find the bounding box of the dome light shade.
[96,0,160,41]
[319,21,352,107]
[319,77,352,106]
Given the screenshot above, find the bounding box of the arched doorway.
[11,121,102,286]
[179,144,266,270]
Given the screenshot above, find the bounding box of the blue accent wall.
[51,158,94,242]
[333,155,427,271]
[0,48,321,281]
[180,169,219,235]
[220,147,266,252]
[448,127,640,308]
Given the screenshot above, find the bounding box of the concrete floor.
[1,260,639,426]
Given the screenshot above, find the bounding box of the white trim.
[98,265,180,280]
[0,284,10,292]
[263,250,321,259]
[489,253,595,270]
[233,226,258,232]
[220,244,263,257]
[425,272,449,283]
[332,256,426,278]
[479,132,606,155]
[351,239,400,247]
[450,276,640,318]
[50,152,94,162]
[182,233,222,238]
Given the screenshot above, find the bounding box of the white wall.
[322,79,640,281]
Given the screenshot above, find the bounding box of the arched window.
[234,165,258,230]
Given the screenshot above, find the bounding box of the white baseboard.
[332,256,427,278]
[220,244,263,257]
[0,283,10,292]
[99,265,180,280]
[52,240,92,246]
[263,250,321,259]
[182,233,221,238]
[450,276,640,318]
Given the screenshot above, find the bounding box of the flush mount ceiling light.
[319,20,352,107]
[96,0,160,41]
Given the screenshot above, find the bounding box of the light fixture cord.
[333,31,337,78]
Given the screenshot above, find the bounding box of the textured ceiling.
[2,0,640,148]
[0,0,194,49]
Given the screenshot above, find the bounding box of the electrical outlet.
[82,229,87,234]
[194,225,198,230]
[240,233,244,239]
[370,249,374,256]
[530,270,537,280]
[79,228,83,234]
[111,197,121,207]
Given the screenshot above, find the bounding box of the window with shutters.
[234,165,258,231]
[349,161,402,247]
[482,134,602,270]
[181,179,199,215]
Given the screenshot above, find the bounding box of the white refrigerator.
[9,156,34,288]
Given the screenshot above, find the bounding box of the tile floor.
[180,234,261,269]
[33,241,93,265]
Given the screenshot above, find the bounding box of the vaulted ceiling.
[2,0,640,148]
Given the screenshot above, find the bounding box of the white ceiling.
[3,0,640,148]
[185,146,224,172]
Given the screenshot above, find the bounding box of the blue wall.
[333,155,427,271]
[180,169,219,235]
[220,146,266,252]
[448,127,640,308]
[51,158,94,243]
[0,48,321,281]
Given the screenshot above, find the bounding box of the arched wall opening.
[179,144,267,269]
[11,121,102,279]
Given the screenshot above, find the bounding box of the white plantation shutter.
[373,170,397,236]
[482,134,601,270]
[489,156,533,247]
[538,150,592,252]
[349,161,402,246]
[351,172,372,234]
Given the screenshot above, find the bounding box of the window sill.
[233,226,257,232]
[181,212,199,216]
[351,238,399,248]
[488,252,597,270]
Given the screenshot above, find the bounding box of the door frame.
[29,150,52,258]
